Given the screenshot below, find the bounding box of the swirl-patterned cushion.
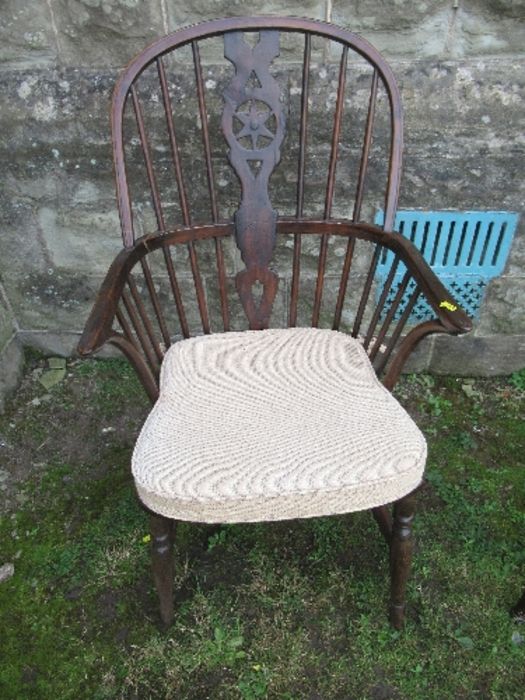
[132,328,426,523]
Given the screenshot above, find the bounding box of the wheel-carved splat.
[222,30,285,329]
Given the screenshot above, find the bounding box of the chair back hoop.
[111,18,403,327]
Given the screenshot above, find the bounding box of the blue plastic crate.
[374,210,519,320]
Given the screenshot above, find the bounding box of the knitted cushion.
[132,328,426,523]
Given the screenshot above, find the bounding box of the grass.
[0,355,524,699]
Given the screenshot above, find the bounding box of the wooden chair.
[78,17,472,629]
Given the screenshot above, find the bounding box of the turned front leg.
[389,492,416,629]
[150,513,175,627]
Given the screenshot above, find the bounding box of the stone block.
[0,1,58,68]
[454,1,525,56]
[400,151,525,212]
[51,0,166,68]
[37,205,122,273]
[6,260,212,340]
[17,330,119,358]
[0,285,16,350]
[507,225,525,277]
[430,332,525,375]
[476,276,525,335]
[0,193,122,322]
[0,336,23,413]
[0,203,52,299]
[332,1,453,57]
[396,60,524,162]
[332,1,525,58]
[131,269,224,337]
[389,59,525,212]
[9,271,103,332]
[333,0,450,32]
[401,335,433,374]
[0,68,117,151]
[168,2,327,31]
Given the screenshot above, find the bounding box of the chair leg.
[389,492,416,629]
[150,513,175,627]
[372,505,392,544]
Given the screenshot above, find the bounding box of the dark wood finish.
[131,86,166,234]
[128,276,164,363]
[156,57,192,227]
[312,234,329,327]
[163,247,190,339]
[222,30,285,329]
[78,222,471,352]
[214,237,230,332]
[289,33,311,328]
[296,33,311,220]
[353,70,378,222]
[372,506,392,544]
[109,333,159,401]
[139,258,171,348]
[187,240,211,334]
[333,237,355,330]
[111,17,404,249]
[193,41,219,224]
[352,245,381,338]
[121,288,159,373]
[78,18,474,629]
[324,46,348,220]
[364,255,401,350]
[150,513,175,626]
[389,492,416,629]
[313,46,347,326]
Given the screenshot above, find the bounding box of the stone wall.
[1,1,524,404]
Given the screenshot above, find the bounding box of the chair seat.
[132,328,426,523]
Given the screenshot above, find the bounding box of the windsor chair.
[78,17,472,629]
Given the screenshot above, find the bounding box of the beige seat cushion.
[132,327,426,523]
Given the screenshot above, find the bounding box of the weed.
[207,527,229,550]
[204,625,247,667]
[427,392,452,417]
[238,666,270,699]
[509,367,525,391]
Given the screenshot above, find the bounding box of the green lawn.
[0,355,524,699]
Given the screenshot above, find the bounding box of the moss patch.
[0,355,524,699]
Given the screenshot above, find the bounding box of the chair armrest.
[77,246,138,356]
[365,223,473,335]
[78,224,233,355]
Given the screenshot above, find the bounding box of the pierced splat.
[251,279,264,306]
[246,70,263,90]
[246,159,263,177]
[222,30,285,329]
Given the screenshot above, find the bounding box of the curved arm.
[376,227,473,335]
[77,248,136,356]
[108,333,159,403]
[381,320,449,390]
[77,224,233,356]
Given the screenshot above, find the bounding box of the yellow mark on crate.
[439,300,458,312]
